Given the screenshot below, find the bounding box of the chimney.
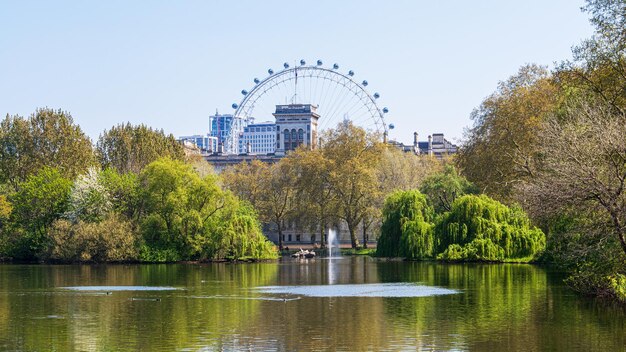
[428,135,433,156]
[413,132,418,147]
[246,141,251,154]
[383,131,388,144]
[218,142,224,154]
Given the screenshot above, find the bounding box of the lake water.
[0,257,624,351]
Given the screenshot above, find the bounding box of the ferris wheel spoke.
[231,64,387,152]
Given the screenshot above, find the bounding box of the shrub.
[48,215,138,262]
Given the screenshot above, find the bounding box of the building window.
[296,234,301,242]
[288,234,292,242]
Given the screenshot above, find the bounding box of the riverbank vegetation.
[0,114,277,262]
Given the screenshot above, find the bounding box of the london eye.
[225,60,389,153]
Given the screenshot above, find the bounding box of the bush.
[48,215,139,262]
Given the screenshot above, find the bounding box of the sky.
[0,0,594,145]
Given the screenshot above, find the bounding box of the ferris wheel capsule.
[389,123,395,129]
[383,107,389,113]
[268,68,274,75]
[232,103,238,109]
[373,92,380,99]
[254,78,260,84]
[300,59,306,66]
[333,63,339,69]
[317,60,323,66]
[241,90,248,95]
[362,80,368,86]
[348,70,354,76]
[283,62,289,69]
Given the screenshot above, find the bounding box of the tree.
[522,99,626,257]
[9,167,72,259]
[0,108,93,189]
[222,160,297,251]
[322,121,384,248]
[0,195,10,228]
[96,123,185,174]
[420,164,478,213]
[284,148,337,247]
[138,158,276,260]
[377,190,434,259]
[377,147,443,193]
[457,65,561,201]
[65,167,112,223]
[436,195,546,261]
[558,0,626,114]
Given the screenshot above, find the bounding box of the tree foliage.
[65,167,112,223]
[0,108,93,189]
[139,158,277,261]
[522,99,626,257]
[377,190,434,259]
[96,123,185,174]
[457,65,561,201]
[420,165,478,213]
[9,167,72,259]
[48,215,138,262]
[435,195,546,261]
[322,121,384,248]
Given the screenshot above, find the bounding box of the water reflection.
[257,283,458,297]
[0,260,624,351]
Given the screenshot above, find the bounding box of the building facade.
[178,134,218,153]
[209,113,235,145]
[274,104,319,155]
[237,122,277,154]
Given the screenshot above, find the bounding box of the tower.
[274,104,320,155]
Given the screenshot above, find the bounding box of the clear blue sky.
[0,0,593,145]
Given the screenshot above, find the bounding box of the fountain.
[327,228,340,258]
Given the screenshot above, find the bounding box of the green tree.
[558,0,626,114]
[96,123,185,174]
[222,160,296,251]
[377,190,434,259]
[283,148,337,247]
[9,167,72,259]
[436,195,545,261]
[457,65,561,201]
[139,158,276,260]
[323,121,384,248]
[420,165,478,213]
[0,108,93,189]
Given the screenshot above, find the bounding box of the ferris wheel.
[226,59,390,154]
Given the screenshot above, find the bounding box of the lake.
[0,257,624,351]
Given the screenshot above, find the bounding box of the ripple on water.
[59,286,181,291]
[256,283,459,298]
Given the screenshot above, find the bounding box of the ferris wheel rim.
[234,66,386,130]
[225,62,389,154]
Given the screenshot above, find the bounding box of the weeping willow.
[378,192,545,261]
[376,190,434,259]
[435,195,545,261]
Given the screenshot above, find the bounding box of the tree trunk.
[349,225,360,249]
[278,225,283,251]
[320,225,326,249]
[363,224,368,249]
[610,212,626,256]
